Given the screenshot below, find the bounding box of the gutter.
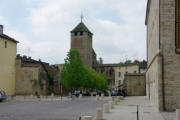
[159,0,165,111]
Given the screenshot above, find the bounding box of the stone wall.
[146,0,180,111]
[124,73,146,96]
[15,56,48,95]
[15,55,61,96]
[160,0,180,111]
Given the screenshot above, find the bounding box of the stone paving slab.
[104,96,165,120]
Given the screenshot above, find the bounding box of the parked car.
[82,91,91,96]
[0,90,7,102]
[92,91,98,96]
[111,90,118,96]
[72,90,80,97]
[103,90,110,96]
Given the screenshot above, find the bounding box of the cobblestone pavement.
[0,98,108,120]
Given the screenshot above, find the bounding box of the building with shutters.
[145,0,180,111]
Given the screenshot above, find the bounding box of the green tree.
[60,49,86,90]
[60,49,108,91]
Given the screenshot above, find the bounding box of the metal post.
[137,104,139,120]
[60,84,62,100]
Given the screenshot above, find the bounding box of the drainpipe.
[159,0,165,111]
[159,52,165,111]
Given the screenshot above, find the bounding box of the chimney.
[0,25,3,35]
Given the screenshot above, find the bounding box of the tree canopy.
[60,49,108,90]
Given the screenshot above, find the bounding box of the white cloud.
[3,0,147,64]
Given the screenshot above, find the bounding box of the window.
[176,0,180,53]
[74,32,78,36]
[80,32,83,36]
[5,41,7,48]
[118,72,121,77]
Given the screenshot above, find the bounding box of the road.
[0,98,108,120]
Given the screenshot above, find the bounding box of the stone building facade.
[94,64,115,89]
[71,21,97,68]
[123,73,146,96]
[114,64,139,89]
[94,63,140,90]
[146,0,180,111]
[0,25,18,95]
[15,55,60,96]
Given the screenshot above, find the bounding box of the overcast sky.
[0,0,147,64]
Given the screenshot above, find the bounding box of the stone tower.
[71,21,94,68]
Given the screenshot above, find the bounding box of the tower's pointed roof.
[71,22,92,34]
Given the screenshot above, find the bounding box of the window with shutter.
[176,0,180,53]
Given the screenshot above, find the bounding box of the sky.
[0,0,147,64]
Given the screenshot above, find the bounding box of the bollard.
[117,96,121,102]
[103,103,110,113]
[101,93,104,99]
[176,109,180,120]
[120,96,124,100]
[81,116,93,120]
[114,98,117,105]
[109,101,114,109]
[79,94,82,100]
[116,98,119,104]
[96,108,103,120]
[96,95,99,100]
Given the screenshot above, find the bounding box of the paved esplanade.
[0,97,108,120]
[104,96,165,120]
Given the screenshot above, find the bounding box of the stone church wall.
[160,0,180,111]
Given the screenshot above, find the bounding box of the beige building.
[146,0,180,111]
[123,73,146,96]
[114,64,139,89]
[94,63,139,90]
[0,25,18,95]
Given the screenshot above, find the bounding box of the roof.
[71,22,92,34]
[0,34,19,43]
[93,63,139,68]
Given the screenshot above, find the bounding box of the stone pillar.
[103,103,110,113]
[117,96,121,102]
[114,98,118,105]
[120,96,124,100]
[96,95,99,100]
[109,101,114,109]
[176,109,180,120]
[101,93,104,99]
[96,108,103,120]
[79,94,82,100]
[81,116,93,120]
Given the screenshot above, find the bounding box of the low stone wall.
[124,73,146,96]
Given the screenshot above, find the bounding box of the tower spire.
[81,14,83,22]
